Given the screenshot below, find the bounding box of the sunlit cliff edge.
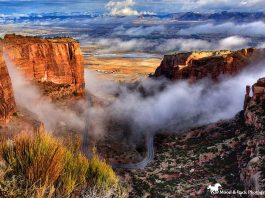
[155,48,265,81]
[3,34,85,96]
[0,34,85,123]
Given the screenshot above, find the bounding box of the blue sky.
[1,0,265,16]
[0,1,106,15]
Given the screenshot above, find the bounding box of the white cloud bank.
[85,60,265,136]
[113,25,166,36]
[163,0,265,12]
[96,36,250,53]
[178,21,265,36]
[106,0,154,16]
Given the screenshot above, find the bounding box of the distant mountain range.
[0,11,264,25]
[145,11,265,23]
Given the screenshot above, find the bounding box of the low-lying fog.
[4,54,265,142]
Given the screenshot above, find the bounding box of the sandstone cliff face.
[0,46,16,123]
[155,48,265,81]
[3,34,85,97]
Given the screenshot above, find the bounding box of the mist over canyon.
[1,0,265,197]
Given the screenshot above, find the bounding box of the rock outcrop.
[0,46,16,123]
[155,48,265,81]
[237,78,265,193]
[244,78,265,130]
[3,34,85,97]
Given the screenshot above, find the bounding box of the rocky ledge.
[155,48,265,81]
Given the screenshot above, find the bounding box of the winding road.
[112,135,155,170]
[82,94,93,159]
[82,93,155,169]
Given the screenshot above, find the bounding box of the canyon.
[1,34,265,196]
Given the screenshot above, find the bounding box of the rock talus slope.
[3,34,85,96]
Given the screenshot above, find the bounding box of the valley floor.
[116,113,263,197]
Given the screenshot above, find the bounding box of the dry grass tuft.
[2,129,65,186]
[87,148,118,189]
[0,128,122,197]
[57,150,89,195]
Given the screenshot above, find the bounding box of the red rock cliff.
[155,48,265,81]
[0,45,16,123]
[3,34,85,96]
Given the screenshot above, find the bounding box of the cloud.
[113,25,166,36]
[218,36,250,50]
[96,36,250,53]
[155,38,212,52]
[178,21,265,36]
[85,60,265,138]
[258,42,265,48]
[156,36,249,53]
[106,0,154,16]
[2,0,265,18]
[96,38,154,53]
[175,0,265,11]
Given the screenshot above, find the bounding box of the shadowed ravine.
[81,88,155,169]
[81,105,155,169]
[112,135,155,170]
[81,94,93,159]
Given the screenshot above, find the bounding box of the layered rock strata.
[3,34,85,97]
[155,48,265,81]
[0,45,16,123]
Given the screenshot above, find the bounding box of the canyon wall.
[0,45,16,123]
[3,34,85,97]
[244,78,265,130]
[238,78,265,192]
[155,48,265,81]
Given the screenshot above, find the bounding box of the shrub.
[0,129,120,197]
[2,130,65,186]
[87,149,118,189]
[57,150,89,196]
[12,112,18,117]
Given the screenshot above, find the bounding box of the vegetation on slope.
[0,127,125,197]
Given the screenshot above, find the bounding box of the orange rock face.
[155,48,265,81]
[0,45,16,123]
[3,34,85,96]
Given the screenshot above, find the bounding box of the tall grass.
[57,150,89,196]
[0,128,120,197]
[87,149,118,189]
[2,130,65,186]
